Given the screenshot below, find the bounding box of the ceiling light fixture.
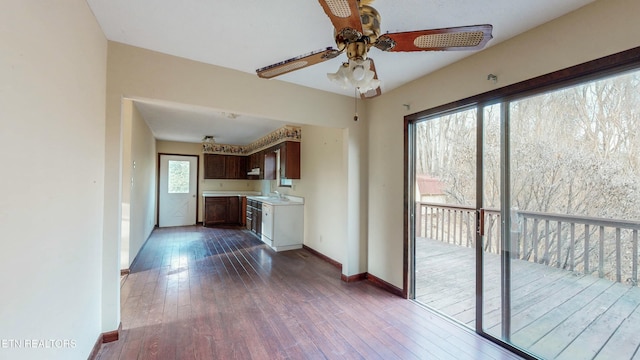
[202,135,216,153]
[327,59,381,95]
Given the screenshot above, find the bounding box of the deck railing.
[416,202,640,286]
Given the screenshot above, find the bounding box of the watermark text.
[1,339,77,349]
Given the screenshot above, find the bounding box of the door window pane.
[168,160,190,194]
[414,107,477,327]
[507,70,640,359]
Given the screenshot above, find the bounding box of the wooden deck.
[415,237,640,360]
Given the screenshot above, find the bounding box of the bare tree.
[416,71,640,221]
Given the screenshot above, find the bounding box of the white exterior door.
[159,154,198,227]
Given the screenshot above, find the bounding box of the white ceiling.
[132,98,290,145]
[88,0,595,144]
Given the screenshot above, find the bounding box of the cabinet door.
[251,207,258,233]
[224,155,248,179]
[236,156,248,179]
[258,150,266,180]
[264,151,277,180]
[249,152,259,170]
[246,153,258,179]
[204,154,226,179]
[204,197,228,225]
[251,204,262,235]
[224,156,238,179]
[240,196,247,227]
[256,207,262,236]
[227,196,240,224]
[280,141,301,179]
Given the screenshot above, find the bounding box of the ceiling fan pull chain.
[354,88,359,121]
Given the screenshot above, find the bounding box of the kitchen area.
[202,191,304,252]
[199,125,304,252]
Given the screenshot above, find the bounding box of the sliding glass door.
[412,107,478,326]
[500,72,640,358]
[411,66,640,359]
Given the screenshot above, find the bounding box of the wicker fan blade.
[317,0,363,34]
[256,48,342,79]
[375,24,493,52]
[360,58,381,99]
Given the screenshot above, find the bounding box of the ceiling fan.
[256,0,493,99]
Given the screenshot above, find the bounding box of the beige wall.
[120,100,133,268]
[0,1,107,359]
[367,0,640,288]
[281,125,349,263]
[127,102,157,268]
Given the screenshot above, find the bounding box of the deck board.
[415,236,640,359]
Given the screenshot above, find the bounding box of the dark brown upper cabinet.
[225,155,247,179]
[204,154,226,179]
[204,154,248,179]
[204,141,299,180]
[264,151,277,180]
[279,141,300,179]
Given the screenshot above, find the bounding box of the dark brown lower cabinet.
[227,196,240,224]
[204,196,243,226]
[246,199,262,236]
[253,207,262,236]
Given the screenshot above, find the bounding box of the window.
[167,160,190,193]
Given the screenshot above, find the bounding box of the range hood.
[247,168,260,176]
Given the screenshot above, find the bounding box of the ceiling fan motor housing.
[334,3,381,61]
[359,4,381,41]
[346,41,368,61]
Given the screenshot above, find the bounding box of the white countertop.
[247,195,304,206]
[201,191,304,206]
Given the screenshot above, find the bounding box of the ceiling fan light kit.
[256,0,493,99]
[328,59,380,94]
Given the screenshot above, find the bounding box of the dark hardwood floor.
[96,225,522,359]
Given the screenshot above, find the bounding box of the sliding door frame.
[404,46,640,357]
[475,103,486,333]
